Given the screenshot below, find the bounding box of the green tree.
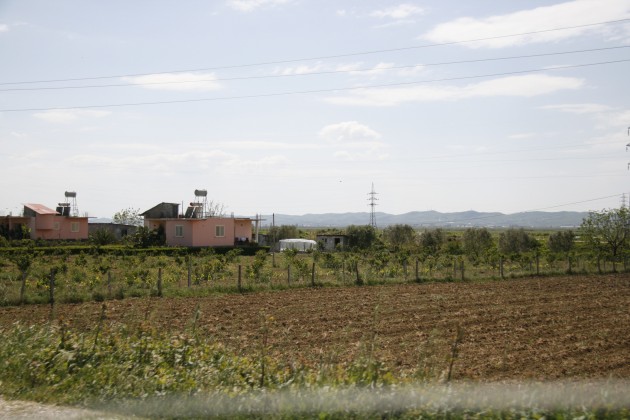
[547,230,576,273]
[462,228,494,265]
[498,228,538,258]
[419,228,444,257]
[382,224,417,250]
[267,225,300,243]
[548,230,575,254]
[346,225,378,250]
[113,208,143,226]
[131,226,165,248]
[89,228,116,246]
[579,207,630,271]
[10,249,34,304]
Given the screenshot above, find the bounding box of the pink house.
[142,202,253,247]
[1,203,89,240]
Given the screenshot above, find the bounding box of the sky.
[1,0,630,219]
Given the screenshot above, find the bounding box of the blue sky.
[1,0,630,218]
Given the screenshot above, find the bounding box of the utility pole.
[626,127,629,207]
[368,182,378,228]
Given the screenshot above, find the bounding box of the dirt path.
[1,273,629,380]
[0,396,127,419]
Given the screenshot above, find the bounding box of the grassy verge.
[1,320,628,418]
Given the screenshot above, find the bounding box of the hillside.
[262,210,588,228]
[90,210,589,229]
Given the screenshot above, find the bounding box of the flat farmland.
[0,274,628,381]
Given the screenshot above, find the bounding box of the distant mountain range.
[259,210,589,229]
[90,210,590,229]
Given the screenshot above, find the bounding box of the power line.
[2,58,628,113]
[2,45,628,92]
[2,17,629,87]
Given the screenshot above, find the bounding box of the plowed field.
[1,274,628,381]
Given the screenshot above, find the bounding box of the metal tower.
[57,191,78,217]
[368,183,378,228]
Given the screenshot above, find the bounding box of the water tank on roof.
[65,191,76,198]
[194,189,207,197]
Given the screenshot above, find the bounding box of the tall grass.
[0,320,628,418]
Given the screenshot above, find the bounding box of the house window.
[70,222,79,233]
[53,222,60,231]
[215,225,225,237]
[175,225,184,237]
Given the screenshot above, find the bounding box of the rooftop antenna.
[368,182,378,228]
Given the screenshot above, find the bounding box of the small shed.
[316,234,348,251]
[279,238,317,252]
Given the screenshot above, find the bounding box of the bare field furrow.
[0,274,628,381]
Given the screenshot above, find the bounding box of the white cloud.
[123,72,221,91]
[319,121,381,143]
[274,62,325,76]
[0,24,8,33]
[319,121,388,161]
[227,0,293,12]
[508,133,537,140]
[271,61,424,80]
[541,103,613,114]
[543,103,630,130]
[33,109,111,124]
[220,155,289,173]
[325,74,584,106]
[423,0,630,48]
[351,62,396,77]
[213,140,319,150]
[67,150,233,171]
[370,4,424,19]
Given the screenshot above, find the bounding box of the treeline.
[329,207,630,272]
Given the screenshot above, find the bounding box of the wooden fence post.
[415,258,419,282]
[287,265,291,286]
[20,272,27,305]
[49,268,56,307]
[355,262,363,285]
[187,257,192,288]
[500,257,504,279]
[311,262,316,287]
[238,265,242,292]
[460,260,465,282]
[536,254,540,275]
[107,271,112,297]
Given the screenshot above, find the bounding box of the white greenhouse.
[279,238,317,252]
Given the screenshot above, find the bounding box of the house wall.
[28,216,88,240]
[146,217,253,247]
[35,214,55,230]
[191,218,236,247]
[234,219,252,243]
[316,235,348,251]
[143,203,179,219]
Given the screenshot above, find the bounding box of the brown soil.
[1,274,628,381]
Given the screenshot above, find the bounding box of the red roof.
[24,203,58,215]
